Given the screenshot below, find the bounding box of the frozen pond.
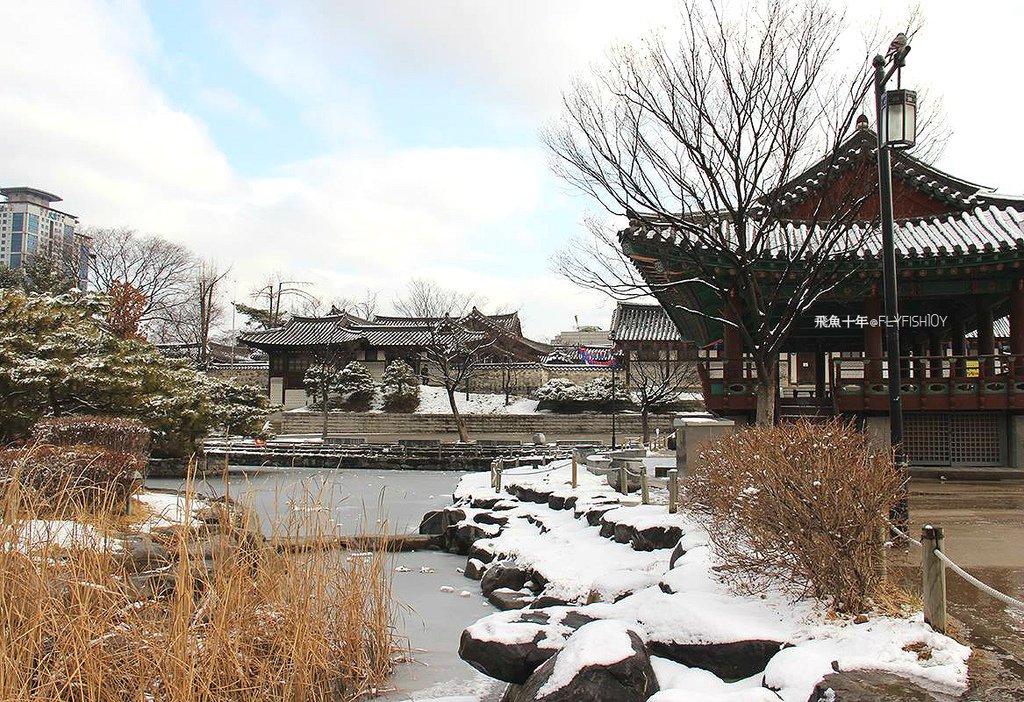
[147,467,501,701]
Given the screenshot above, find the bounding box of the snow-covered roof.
[609,302,685,342]
[771,126,1023,215]
[626,205,1024,260]
[238,308,549,354]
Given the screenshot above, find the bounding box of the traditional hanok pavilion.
[238,308,550,409]
[622,121,1024,470]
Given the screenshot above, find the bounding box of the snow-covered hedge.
[0,445,143,513]
[336,361,375,403]
[31,416,150,457]
[535,376,628,411]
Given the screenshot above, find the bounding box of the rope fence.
[886,519,1024,633]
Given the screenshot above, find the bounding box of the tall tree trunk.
[640,407,650,446]
[321,378,329,442]
[447,386,469,443]
[754,355,779,425]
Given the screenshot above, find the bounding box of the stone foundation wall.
[281,411,678,438]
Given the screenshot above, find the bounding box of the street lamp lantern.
[884,89,917,149]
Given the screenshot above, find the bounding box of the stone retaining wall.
[282,411,677,438]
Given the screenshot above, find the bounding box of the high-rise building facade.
[0,187,91,289]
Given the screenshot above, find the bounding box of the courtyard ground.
[903,480,1024,700]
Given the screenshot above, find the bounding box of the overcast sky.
[2,0,1022,341]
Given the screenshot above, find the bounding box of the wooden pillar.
[928,334,943,378]
[1010,280,1024,376]
[723,291,742,382]
[914,337,928,380]
[950,311,966,377]
[814,345,827,403]
[977,298,995,376]
[865,292,883,381]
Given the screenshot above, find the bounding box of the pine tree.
[303,363,340,410]
[381,359,420,412]
[337,361,375,403]
[0,289,270,456]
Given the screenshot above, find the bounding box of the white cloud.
[197,87,268,127]
[0,0,606,341]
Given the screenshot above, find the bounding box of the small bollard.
[921,525,947,634]
[571,454,578,489]
[490,460,497,489]
[495,459,503,493]
[668,469,679,514]
[641,470,650,505]
[619,465,629,495]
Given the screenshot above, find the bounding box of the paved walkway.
[903,480,1024,700]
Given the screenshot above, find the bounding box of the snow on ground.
[3,491,204,553]
[410,385,540,415]
[3,519,109,551]
[455,460,971,702]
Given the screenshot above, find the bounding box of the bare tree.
[628,354,701,445]
[498,356,531,405]
[546,0,922,424]
[153,261,231,367]
[393,278,486,318]
[236,274,320,330]
[88,227,196,333]
[331,289,381,319]
[421,317,494,442]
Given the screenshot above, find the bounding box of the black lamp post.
[872,35,917,525]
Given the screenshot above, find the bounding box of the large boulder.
[630,524,683,551]
[488,588,535,611]
[459,607,598,684]
[807,671,949,701]
[647,639,784,680]
[509,620,658,702]
[481,560,533,596]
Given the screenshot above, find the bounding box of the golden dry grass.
[0,457,397,702]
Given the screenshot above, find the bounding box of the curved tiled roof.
[609,303,684,342]
[238,316,365,348]
[625,206,1024,261]
[240,309,535,353]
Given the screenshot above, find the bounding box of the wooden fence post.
[490,460,496,490]
[921,525,947,634]
[571,454,578,489]
[641,471,650,505]
[668,469,679,514]
[619,465,629,495]
[495,459,503,494]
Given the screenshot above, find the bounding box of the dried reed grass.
[0,456,397,702]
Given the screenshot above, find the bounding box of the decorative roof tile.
[609,302,684,342]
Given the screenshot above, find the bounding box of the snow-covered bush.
[535,378,582,403]
[337,361,375,403]
[688,419,902,613]
[381,359,420,412]
[31,416,150,458]
[579,376,625,403]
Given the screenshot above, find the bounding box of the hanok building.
[621,123,1024,470]
[238,308,550,408]
[609,302,698,387]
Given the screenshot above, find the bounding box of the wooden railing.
[832,354,1024,412]
[699,359,760,412]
